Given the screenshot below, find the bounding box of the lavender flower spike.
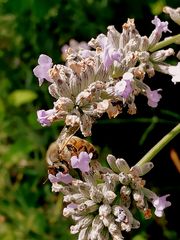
[33,54,53,86]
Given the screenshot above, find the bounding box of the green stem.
[136,123,180,166]
[149,34,180,52]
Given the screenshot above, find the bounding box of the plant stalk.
[149,34,180,52]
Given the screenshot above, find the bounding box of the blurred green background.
[0,0,180,239]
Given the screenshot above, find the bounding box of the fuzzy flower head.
[33,54,53,86]
[34,17,179,135]
[48,151,171,239]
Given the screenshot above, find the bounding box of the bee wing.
[57,125,79,152]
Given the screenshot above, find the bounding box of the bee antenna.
[57,125,79,153]
[43,178,49,184]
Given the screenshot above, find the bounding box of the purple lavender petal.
[38,54,52,65]
[67,203,78,209]
[48,172,73,184]
[71,151,91,173]
[33,54,53,86]
[152,16,171,34]
[102,46,122,70]
[146,89,162,108]
[48,174,58,183]
[56,172,73,184]
[37,109,55,127]
[115,73,133,98]
[168,62,180,84]
[152,194,171,217]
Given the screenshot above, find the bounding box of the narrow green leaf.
[8,89,37,107]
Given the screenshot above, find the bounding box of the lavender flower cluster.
[33,6,179,240]
[34,7,179,137]
[50,154,171,240]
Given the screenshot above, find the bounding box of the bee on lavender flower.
[46,125,98,176]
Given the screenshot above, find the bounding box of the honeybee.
[46,125,98,175]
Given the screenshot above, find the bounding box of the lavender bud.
[107,154,120,173]
[113,206,127,222]
[177,51,180,60]
[78,227,89,240]
[119,172,130,185]
[78,184,91,198]
[63,204,77,217]
[103,190,117,204]
[115,158,130,173]
[99,204,112,217]
[97,229,110,240]
[77,215,94,230]
[150,48,174,62]
[63,193,87,204]
[90,216,104,240]
[133,190,145,208]
[70,225,80,234]
[120,185,131,196]
[142,187,157,201]
[101,214,114,227]
[139,36,149,51]
[77,200,99,214]
[136,162,154,176]
[91,215,104,232]
[163,6,180,25]
[132,219,140,229]
[90,186,104,203]
[108,222,124,240]
[51,183,68,193]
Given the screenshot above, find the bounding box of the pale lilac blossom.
[152,194,171,217]
[96,33,122,70]
[168,62,180,84]
[146,89,162,108]
[48,172,73,184]
[37,109,55,126]
[33,54,53,86]
[151,16,171,34]
[102,45,122,70]
[148,16,172,47]
[114,72,133,98]
[67,203,78,209]
[70,151,92,173]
